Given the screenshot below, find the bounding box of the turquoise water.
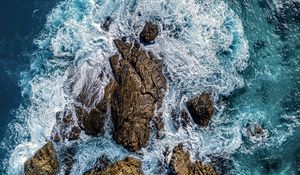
[0,0,300,174]
[227,0,300,174]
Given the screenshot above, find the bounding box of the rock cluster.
[85,157,143,175]
[24,22,220,175]
[169,144,217,175]
[24,142,58,175]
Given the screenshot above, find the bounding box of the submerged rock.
[110,39,166,151]
[85,157,143,175]
[24,142,58,175]
[101,16,113,32]
[140,22,159,43]
[169,144,217,175]
[186,93,214,127]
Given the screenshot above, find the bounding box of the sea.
[0,0,299,174]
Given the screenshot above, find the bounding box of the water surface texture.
[1,0,300,174]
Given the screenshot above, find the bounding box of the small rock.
[169,144,217,175]
[140,22,159,43]
[186,93,214,127]
[101,16,113,32]
[68,126,81,140]
[24,142,58,175]
[85,157,143,175]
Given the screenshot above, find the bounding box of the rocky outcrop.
[140,22,159,43]
[186,93,214,127]
[24,142,58,175]
[85,157,143,175]
[110,39,166,151]
[169,144,217,175]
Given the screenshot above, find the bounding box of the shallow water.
[1,0,300,174]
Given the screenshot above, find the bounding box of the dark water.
[1,0,300,174]
[0,0,59,172]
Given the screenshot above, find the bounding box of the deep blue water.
[0,0,60,172]
[0,0,300,174]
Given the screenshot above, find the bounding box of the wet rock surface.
[84,155,112,175]
[140,22,159,43]
[110,39,166,151]
[186,93,214,127]
[76,79,117,136]
[169,144,217,175]
[85,157,143,175]
[24,142,58,175]
[52,79,117,141]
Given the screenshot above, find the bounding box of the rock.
[181,111,190,127]
[76,80,117,136]
[68,126,81,140]
[101,16,113,32]
[24,142,58,175]
[52,110,79,141]
[169,144,217,175]
[246,124,268,142]
[186,93,214,127]
[110,39,166,151]
[154,115,165,138]
[62,147,76,175]
[84,155,112,174]
[85,157,143,175]
[248,124,265,136]
[140,22,159,43]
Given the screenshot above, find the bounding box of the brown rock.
[76,80,117,136]
[186,93,214,127]
[169,144,217,175]
[68,126,81,140]
[85,157,143,175]
[24,142,58,175]
[181,111,190,127]
[110,39,166,151]
[140,22,159,43]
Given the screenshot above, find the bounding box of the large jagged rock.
[110,39,166,151]
[140,22,159,43]
[85,157,143,175]
[24,142,58,175]
[186,93,214,127]
[169,144,217,175]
